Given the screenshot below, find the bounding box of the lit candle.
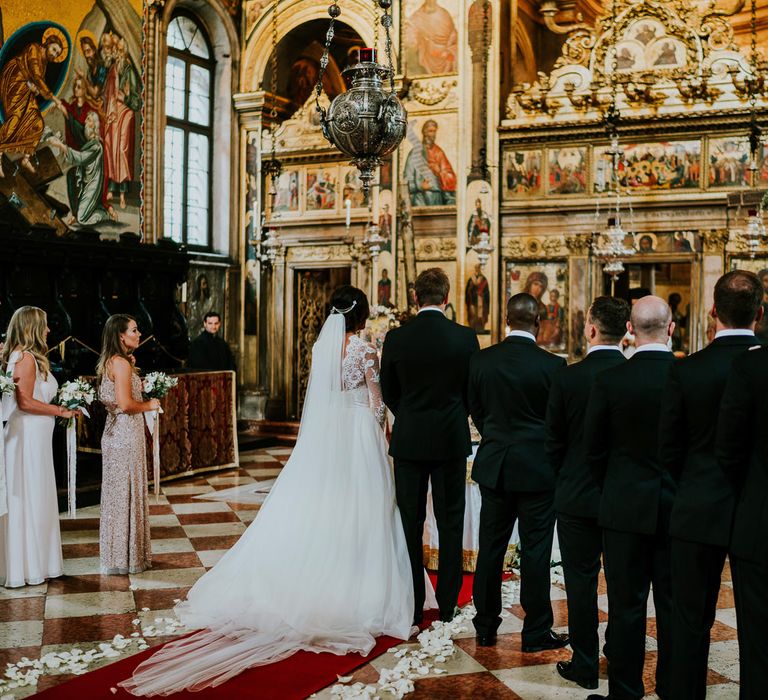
[345,198,351,228]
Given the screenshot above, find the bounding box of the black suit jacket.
[716,346,768,564]
[380,311,479,460]
[546,348,626,518]
[584,350,676,535]
[469,335,566,491]
[659,335,759,547]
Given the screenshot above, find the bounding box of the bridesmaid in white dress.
[0,307,79,588]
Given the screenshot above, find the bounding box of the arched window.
[164,13,214,249]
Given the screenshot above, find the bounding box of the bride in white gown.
[121,286,424,696]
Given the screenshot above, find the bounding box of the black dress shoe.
[586,695,610,699]
[476,633,497,647]
[521,630,570,652]
[440,606,460,623]
[556,660,598,690]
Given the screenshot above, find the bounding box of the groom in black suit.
[584,295,676,700]
[469,293,568,649]
[380,268,479,624]
[717,345,768,700]
[659,271,763,700]
[545,296,629,689]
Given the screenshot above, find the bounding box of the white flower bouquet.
[55,378,96,419]
[0,372,15,397]
[142,372,178,399]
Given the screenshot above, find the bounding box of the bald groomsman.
[659,271,763,700]
[469,293,568,650]
[545,296,629,690]
[584,296,676,700]
[717,345,768,700]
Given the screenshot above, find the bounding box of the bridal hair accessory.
[331,300,358,315]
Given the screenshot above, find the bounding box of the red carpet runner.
[35,573,474,700]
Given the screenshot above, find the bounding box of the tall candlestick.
[345,198,351,228]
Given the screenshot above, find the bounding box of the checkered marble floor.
[0,447,740,698]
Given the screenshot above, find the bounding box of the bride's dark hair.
[329,285,369,332]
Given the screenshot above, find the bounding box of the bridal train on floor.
[120,313,425,696]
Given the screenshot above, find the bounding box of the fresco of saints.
[403,120,456,206]
[0,28,69,177]
[405,0,458,74]
[103,37,140,209]
[49,112,113,226]
[465,264,490,333]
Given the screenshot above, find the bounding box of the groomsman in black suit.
[545,296,629,689]
[469,293,568,649]
[380,268,479,624]
[659,271,763,700]
[584,295,676,700]
[717,345,768,700]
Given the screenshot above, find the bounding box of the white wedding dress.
[121,314,418,695]
[0,351,63,588]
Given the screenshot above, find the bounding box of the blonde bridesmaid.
[96,315,160,574]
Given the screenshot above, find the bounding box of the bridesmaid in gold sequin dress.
[96,315,161,574]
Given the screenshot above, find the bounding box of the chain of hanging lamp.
[263,0,282,187]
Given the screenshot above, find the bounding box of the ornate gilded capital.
[501,237,526,258]
[147,0,166,15]
[700,229,730,254]
[565,233,593,255]
[415,237,457,261]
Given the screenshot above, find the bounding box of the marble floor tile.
[181,522,246,538]
[150,538,195,554]
[715,608,738,629]
[0,583,48,600]
[46,574,131,595]
[38,641,147,676]
[132,587,191,611]
[0,619,44,647]
[236,510,258,524]
[150,552,203,571]
[62,556,102,576]
[705,683,742,698]
[162,485,216,496]
[59,517,101,532]
[62,542,100,558]
[456,633,571,671]
[370,642,487,678]
[128,567,206,590]
[493,665,610,699]
[170,501,232,514]
[716,585,735,609]
[175,511,241,525]
[410,671,524,699]
[244,468,283,477]
[265,448,294,455]
[150,525,188,539]
[42,612,137,645]
[60,529,100,544]
[197,550,227,568]
[189,535,243,550]
[71,505,102,518]
[148,514,182,527]
[239,454,281,463]
[0,596,46,622]
[707,640,740,682]
[45,591,136,619]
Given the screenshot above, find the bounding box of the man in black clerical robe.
[188,312,236,372]
[545,296,629,689]
[469,293,568,650]
[380,267,479,625]
[659,271,763,700]
[584,295,676,700]
[717,345,768,700]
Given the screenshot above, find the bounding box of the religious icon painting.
[594,140,701,193]
[402,116,458,207]
[464,250,491,335]
[708,136,768,189]
[271,170,300,216]
[505,261,568,353]
[340,166,369,209]
[403,0,460,76]
[502,149,543,199]
[547,147,587,195]
[305,167,337,212]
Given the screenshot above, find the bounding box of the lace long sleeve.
[363,346,386,428]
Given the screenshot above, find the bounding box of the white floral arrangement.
[142,372,178,399]
[365,305,401,352]
[55,378,96,412]
[0,372,15,396]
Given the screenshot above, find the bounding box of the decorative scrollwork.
[700,229,730,254]
[409,79,458,106]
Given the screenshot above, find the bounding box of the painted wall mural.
[403,0,459,76]
[0,0,143,234]
[402,116,457,207]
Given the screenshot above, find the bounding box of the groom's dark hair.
[330,285,370,332]
[415,268,450,307]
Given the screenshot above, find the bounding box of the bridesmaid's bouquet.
[55,379,96,425]
[55,378,95,518]
[142,372,178,399]
[0,372,15,396]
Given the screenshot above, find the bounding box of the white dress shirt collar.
[508,330,537,342]
[417,306,445,315]
[715,329,755,339]
[634,342,672,354]
[587,344,623,355]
